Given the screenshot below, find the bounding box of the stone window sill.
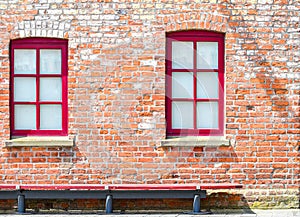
[161,136,230,147]
[5,136,74,147]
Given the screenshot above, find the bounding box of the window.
[166,31,224,137]
[10,38,68,137]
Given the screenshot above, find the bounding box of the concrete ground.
[0,209,299,217]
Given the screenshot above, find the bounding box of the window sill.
[5,136,74,147]
[161,136,230,147]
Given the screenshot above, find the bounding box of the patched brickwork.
[0,0,299,212]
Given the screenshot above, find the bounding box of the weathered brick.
[0,0,298,212]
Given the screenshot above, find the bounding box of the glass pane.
[14,77,36,102]
[172,41,193,69]
[197,102,218,129]
[197,72,219,98]
[40,49,62,74]
[172,101,193,129]
[15,105,36,130]
[40,78,62,101]
[40,104,62,130]
[14,49,36,74]
[197,42,218,69]
[172,72,193,98]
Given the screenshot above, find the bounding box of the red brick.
[0,0,297,212]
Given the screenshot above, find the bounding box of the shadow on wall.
[111,193,253,213]
[203,192,250,210]
[2,194,253,214]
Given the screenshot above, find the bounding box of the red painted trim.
[0,185,18,190]
[18,185,106,191]
[36,48,40,131]
[166,31,225,137]
[0,184,242,191]
[61,41,68,136]
[193,41,197,129]
[10,38,68,137]
[108,184,199,191]
[11,37,68,45]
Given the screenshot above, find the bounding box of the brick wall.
[0,0,299,212]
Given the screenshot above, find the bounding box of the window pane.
[197,42,218,69]
[40,104,62,130]
[14,49,36,74]
[172,101,193,129]
[197,102,218,129]
[40,49,62,74]
[172,42,193,69]
[14,77,36,102]
[197,72,219,98]
[15,105,36,130]
[172,72,193,98]
[40,78,62,101]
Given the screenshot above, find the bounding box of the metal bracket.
[105,194,113,214]
[17,194,25,214]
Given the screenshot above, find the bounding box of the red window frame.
[10,38,68,137]
[166,31,225,137]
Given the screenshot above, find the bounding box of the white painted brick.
[47,9,62,15]
[19,30,25,38]
[63,9,78,15]
[36,29,41,36]
[100,14,119,20]
[59,22,65,30]
[35,4,49,10]
[52,29,58,37]
[31,29,36,36]
[58,30,64,38]
[47,29,53,37]
[18,22,24,30]
[141,59,157,67]
[24,29,30,37]
[41,29,47,37]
